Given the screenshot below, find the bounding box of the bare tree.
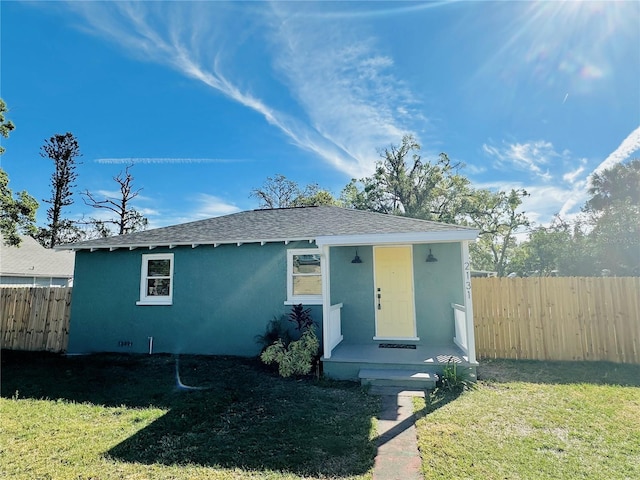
[250,174,301,209]
[82,164,148,236]
[250,174,336,209]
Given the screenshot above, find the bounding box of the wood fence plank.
[1,287,72,353]
[472,277,639,364]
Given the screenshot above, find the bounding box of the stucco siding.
[68,239,465,356]
[412,243,463,345]
[330,246,376,343]
[68,242,321,356]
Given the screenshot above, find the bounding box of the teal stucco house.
[59,206,480,385]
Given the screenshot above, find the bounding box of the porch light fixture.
[351,249,363,264]
[426,248,438,263]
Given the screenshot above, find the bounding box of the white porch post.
[461,240,478,364]
[321,244,332,359]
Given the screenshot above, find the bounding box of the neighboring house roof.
[56,206,480,251]
[0,235,75,278]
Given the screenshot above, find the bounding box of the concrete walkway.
[372,388,424,480]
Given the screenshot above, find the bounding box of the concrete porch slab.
[322,342,477,381]
[326,342,471,365]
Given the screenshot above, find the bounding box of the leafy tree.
[504,160,639,277]
[292,183,337,207]
[251,174,337,209]
[0,98,15,156]
[0,99,39,246]
[0,170,39,246]
[583,159,640,276]
[340,135,472,222]
[39,132,82,247]
[465,188,530,276]
[81,163,148,236]
[341,135,530,274]
[585,159,640,212]
[506,216,592,277]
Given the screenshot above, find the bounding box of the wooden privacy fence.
[473,277,640,364]
[1,287,72,352]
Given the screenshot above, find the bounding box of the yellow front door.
[374,246,417,339]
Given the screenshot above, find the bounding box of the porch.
[317,239,479,389]
[321,342,476,389]
[320,300,478,389]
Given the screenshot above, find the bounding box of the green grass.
[415,359,640,480]
[4,352,639,480]
[0,351,378,480]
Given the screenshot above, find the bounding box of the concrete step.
[359,368,437,390]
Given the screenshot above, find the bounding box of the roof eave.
[55,237,318,252]
[315,230,480,247]
[0,272,73,278]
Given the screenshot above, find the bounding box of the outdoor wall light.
[351,249,363,264]
[425,248,438,263]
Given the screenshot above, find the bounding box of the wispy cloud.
[95,157,249,165]
[487,127,640,220]
[590,126,640,177]
[144,193,241,229]
[66,1,417,179]
[473,178,575,227]
[476,138,629,226]
[465,163,487,176]
[190,194,241,219]
[559,126,640,216]
[89,189,151,203]
[137,207,160,217]
[269,2,420,177]
[482,140,564,180]
[562,161,587,185]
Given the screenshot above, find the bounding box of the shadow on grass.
[478,358,640,386]
[1,350,377,477]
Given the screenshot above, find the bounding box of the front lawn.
[415,359,640,480]
[4,352,639,480]
[0,351,378,480]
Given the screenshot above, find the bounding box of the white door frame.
[372,245,419,341]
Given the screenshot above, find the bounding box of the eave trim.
[315,230,480,247]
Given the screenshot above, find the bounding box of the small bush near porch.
[0,351,378,480]
[415,359,640,480]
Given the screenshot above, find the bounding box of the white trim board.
[316,230,479,247]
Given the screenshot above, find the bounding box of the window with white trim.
[286,249,323,304]
[137,253,174,305]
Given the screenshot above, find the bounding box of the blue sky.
[2,1,639,232]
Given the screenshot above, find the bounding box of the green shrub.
[437,357,475,393]
[261,328,319,378]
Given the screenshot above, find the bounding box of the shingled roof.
[57,206,479,251]
[1,235,75,278]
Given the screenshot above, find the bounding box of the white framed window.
[286,248,323,305]
[137,253,174,306]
